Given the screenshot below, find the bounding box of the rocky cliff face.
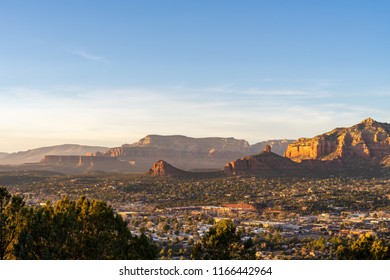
[127,135,251,152]
[104,135,294,172]
[224,150,301,176]
[224,119,390,177]
[40,155,133,174]
[0,144,109,165]
[223,145,319,177]
[250,139,294,155]
[285,118,390,164]
[105,135,253,171]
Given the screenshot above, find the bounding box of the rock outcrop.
[285,118,390,165]
[224,145,311,177]
[40,155,133,174]
[148,160,224,178]
[104,135,294,172]
[250,139,294,155]
[105,135,253,171]
[224,119,390,178]
[148,160,188,177]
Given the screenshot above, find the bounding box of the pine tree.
[191,219,255,260]
[14,196,157,260]
[0,188,28,260]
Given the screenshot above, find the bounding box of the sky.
[0,0,389,152]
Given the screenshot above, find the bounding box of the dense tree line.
[335,234,390,260]
[0,187,157,260]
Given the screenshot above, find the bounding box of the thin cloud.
[175,85,332,100]
[70,50,105,61]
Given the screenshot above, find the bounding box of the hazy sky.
[0,0,389,152]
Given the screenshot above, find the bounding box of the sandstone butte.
[224,145,307,177]
[148,160,188,177]
[284,117,390,164]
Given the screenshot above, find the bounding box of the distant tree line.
[0,187,157,260]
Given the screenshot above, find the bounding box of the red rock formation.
[148,160,188,177]
[224,151,306,176]
[263,145,272,152]
[105,135,254,171]
[41,155,133,173]
[285,118,390,164]
[250,139,294,155]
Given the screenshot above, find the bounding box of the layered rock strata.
[285,118,390,164]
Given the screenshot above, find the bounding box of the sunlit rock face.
[284,118,390,164]
[224,151,305,177]
[225,118,390,178]
[148,160,187,177]
[104,135,252,171]
[103,135,293,172]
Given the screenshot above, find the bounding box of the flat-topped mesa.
[42,155,94,166]
[40,155,134,173]
[285,118,390,163]
[125,135,251,152]
[104,135,254,171]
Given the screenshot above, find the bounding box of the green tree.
[191,219,255,260]
[14,196,157,260]
[128,233,158,260]
[336,234,390,260]
[0,188,28,259]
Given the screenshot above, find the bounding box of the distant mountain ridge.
[0,144,109,165]
[0,136,293,174]
[104,135,293,171]
[2,118,388,177]
[0,152,8,160]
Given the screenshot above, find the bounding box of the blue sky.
[0,0,389,152]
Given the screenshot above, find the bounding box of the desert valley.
[1,118,389,260]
